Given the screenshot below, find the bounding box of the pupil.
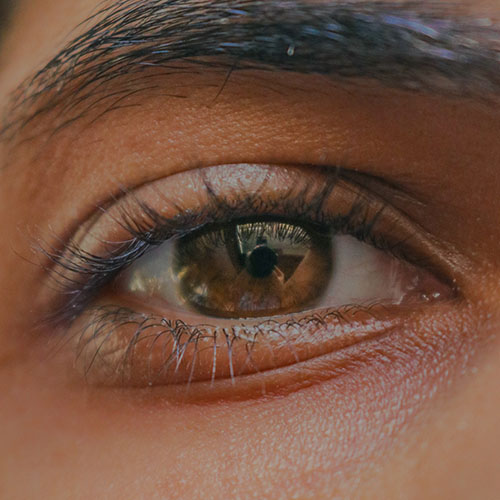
[247,245,278,278]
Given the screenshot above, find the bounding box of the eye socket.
[42,164,456,389]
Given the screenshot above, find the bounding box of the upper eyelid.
[42,165,454,263]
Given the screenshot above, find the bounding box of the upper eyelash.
[40,172,395,326]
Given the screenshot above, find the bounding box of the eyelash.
[74,301,387,386]
[42,173,397,327]
[34,165,460,388]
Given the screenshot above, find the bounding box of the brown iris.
[174,221,333,318]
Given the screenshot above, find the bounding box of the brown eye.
[58,165,454,387]
[175,221,332,318]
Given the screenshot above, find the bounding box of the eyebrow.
[2,0,500,142]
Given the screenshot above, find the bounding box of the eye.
[43,164,455,390]
[121,220,436,319]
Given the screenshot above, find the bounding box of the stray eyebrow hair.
[2,0,500,142]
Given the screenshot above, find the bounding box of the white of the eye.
[123,238,180,304]
[316,235,418,308]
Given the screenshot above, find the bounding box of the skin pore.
[1,0,500,499]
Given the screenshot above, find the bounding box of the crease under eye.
[39,164,457,389]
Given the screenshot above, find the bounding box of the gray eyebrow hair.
[2,0,500,142]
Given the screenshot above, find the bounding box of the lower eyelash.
[73,303,389,387]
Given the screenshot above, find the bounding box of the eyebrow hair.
[2,0,500,142]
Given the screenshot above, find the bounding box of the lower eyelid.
[70,299,449,389]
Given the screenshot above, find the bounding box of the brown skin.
[1,1,500,499]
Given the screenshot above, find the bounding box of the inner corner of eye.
[110,217,449,322]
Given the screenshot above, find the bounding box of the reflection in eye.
[44,165,453,388]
